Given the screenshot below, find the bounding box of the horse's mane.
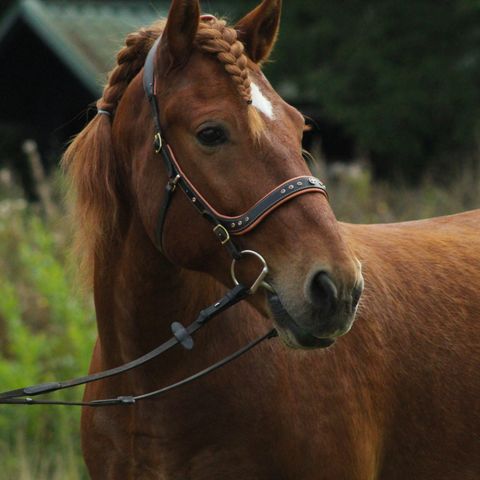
[62,17,263,286]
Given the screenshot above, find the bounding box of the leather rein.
[0,33,328,407]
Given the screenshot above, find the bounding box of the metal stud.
[281,189,286,194]
[297,181,303,186]
[288,185,294,190]
[245,217,250,222]
[308,177,317,185]
[192,197,197,203]
[231,223,236,228]
[238,221,243,226]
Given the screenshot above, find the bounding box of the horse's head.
[66,0,363,349]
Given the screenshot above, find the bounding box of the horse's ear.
[235,0,282,64]
[160,0,200,69]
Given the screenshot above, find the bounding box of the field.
[0,164,478,479]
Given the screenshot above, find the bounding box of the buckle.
[154,132,162,153]
[230,250,273,294]
[213,225,230,245]
[168,174,181,192]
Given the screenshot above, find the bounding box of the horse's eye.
[196,126,227,146]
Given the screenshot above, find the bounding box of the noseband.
[143,36,327,264]
[0,30,330,407]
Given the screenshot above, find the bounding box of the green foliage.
[264,0,480,178]
[321,162,480,223]
[0,203,93,479]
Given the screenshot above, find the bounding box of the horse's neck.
[92,214,226,379]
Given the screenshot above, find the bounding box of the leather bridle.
[0,30,328,407]
[143,36,328,266]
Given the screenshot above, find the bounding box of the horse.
[63,0,480,478]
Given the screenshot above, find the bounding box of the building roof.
[0,0,240,96]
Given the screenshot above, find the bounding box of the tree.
[263,0,480,179]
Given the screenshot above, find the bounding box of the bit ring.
[231,250,273,294]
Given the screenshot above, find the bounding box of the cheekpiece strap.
[143,36,163,135]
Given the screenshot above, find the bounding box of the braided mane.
[97,17,262,125]
[63,17,262,285]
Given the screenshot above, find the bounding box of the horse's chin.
[267,293,336,350]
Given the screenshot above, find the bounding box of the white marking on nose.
[251,82,274,119]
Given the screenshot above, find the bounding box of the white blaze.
[251,82,274,119]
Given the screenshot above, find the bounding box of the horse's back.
[343,207,480,238]
[338,209,480,479]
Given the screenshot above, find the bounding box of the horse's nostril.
[309,271,338,314]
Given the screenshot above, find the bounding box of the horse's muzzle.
[268,270,363,349]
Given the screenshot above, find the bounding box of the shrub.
[0,202,93,479]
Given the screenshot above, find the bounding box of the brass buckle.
[154,132,162,153]
[230,250,273,294]
[213,225,230,245]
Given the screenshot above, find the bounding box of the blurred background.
[0,0,479,478]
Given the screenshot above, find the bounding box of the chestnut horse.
[63,0,480,478]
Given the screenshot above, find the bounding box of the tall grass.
[0,200,93,479]
[0,163,478,479]
[325,164,480,223]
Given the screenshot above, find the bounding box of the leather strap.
[154,144,327,254]
[0,329,277,407]
[143,36,163,135]
[167,143,328,234]
[220,177,327,235]
[154,147,181,248]
[0,284,251,405]
[0,329,276,407]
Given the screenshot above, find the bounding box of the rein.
[0,284,276,406]
[0,28,328,407]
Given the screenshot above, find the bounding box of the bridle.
[143,35,327,268]
[0,28,328,407]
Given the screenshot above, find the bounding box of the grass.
[324,164,480,223]
[0,197,93,479]
[1,433,83,480]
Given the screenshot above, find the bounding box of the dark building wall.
[0,18,95,197]
[0,18,95,159]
